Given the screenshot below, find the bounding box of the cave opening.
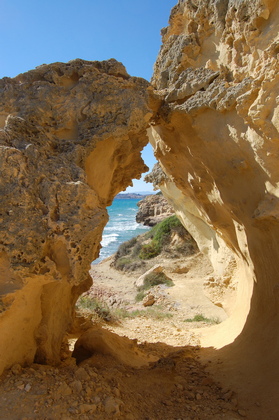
[74,136,231,361]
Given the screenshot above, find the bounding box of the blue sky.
[1,0,177,192]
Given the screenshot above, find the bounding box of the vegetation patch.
[76,296,172,323]
[139,242,161,260]
[138,272,174,292]
[141,215,198,260]
[112,215,198,272]
[77,296,112,322]
[113,306,173,320]
[114,256,133,271]
[184,314,220,324]
[115,237,137,259]
[135,290,146,302]
[134,272,174,303]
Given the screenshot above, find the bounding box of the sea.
[93,198,150,264]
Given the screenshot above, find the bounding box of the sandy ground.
[89,252,228,348]
[0,253,251,420]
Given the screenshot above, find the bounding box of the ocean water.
[93,198,150,264]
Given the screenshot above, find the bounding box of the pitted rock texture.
[0,59,151,373]
[149,0,279,416]
[136,192,174,226]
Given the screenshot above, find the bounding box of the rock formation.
[135,190,174,226]
[148,0,279,415]
[0,59,151,374]
[1,0,279,416]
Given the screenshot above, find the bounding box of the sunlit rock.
[0,59,151,373]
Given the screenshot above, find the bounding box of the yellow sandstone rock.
[0,59,151,374]
[149,0,279,416]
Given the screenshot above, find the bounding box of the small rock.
[196,393,202,400]
[223,390,233,400]
[56,382,72,396]
[185,391,195,400]
[70,380,83,393]
[75,367,90,381]
[104,396,123,415]
[85,386,93,397]
[143,294,155,307]
[68,408,76,414]
[25,383,32,392]
[11,364,22,375]
[80,404,97,414]
[238,409,247,417]
[113,387,121,397]
[201,377,213,386]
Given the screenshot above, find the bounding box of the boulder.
[72,327,156,367]
[135,265,163,289]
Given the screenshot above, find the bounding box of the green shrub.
[76,296,173,324]
[126,261,146,271]
[184,314,220,324]
[131,242,143,258]
[76,296,112,321]
[112,306,173,320]
[139,242,161,259]
[138,272,174,292]
[114,257,145,272]
[146,307,173,320]
[135,290,146,302]
[153,215,182,244]
[114,257,132,271]
[114,237,145,270]
[115,237,137,259]
[139,215,190,260]
[113,215,197,270]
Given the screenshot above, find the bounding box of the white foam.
[105,222,139,232]
[101,233,119,247]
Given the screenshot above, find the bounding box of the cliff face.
[0,59,151,373]
[136,192,174,226]
[149,0,279,411]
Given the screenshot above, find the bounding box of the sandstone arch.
[1,1,279,417]
[0,58,151,372]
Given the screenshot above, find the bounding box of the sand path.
[88,252,228,347]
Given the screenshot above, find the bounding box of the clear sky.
[1,0,177,192]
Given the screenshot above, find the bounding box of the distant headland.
[115,192,152,199]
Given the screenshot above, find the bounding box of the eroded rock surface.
[0,59,151,373]
[149,0,279,416]
[136,189,174,226]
